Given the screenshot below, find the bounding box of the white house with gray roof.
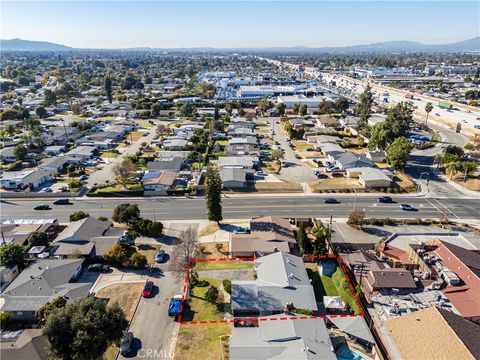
[0,259,89,321]
[232,252,317,316]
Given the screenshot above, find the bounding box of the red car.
[142,281,154,298]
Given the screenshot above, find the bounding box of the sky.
[1,1,479,48]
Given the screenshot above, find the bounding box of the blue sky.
[1,1,479,48]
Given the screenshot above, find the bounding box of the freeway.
[2,195,480,222]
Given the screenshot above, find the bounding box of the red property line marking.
[181,254,364,326]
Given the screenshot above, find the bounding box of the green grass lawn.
[320,275,339,296]
[137,120,154,128]
[183,278,223,321]
[332,267,362,315]
[254,120,267,125]
[215,140,228,146]
[100,151,118,158]
[292,141,314,150]
[194,261,254,271]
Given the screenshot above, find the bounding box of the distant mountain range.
[1,37,479,53]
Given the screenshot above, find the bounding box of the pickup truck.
[168,295,183,319]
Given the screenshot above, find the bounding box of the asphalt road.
[2,195,480,222]
[118,270,180,360]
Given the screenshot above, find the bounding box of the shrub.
[104,244,127,267]
[195,279,210,287]
[112,204,140,225]
[204,285,219,304]
[293,308,313,315]
[129,252,147,268]
[97,216,109,221]
[69,211,89,222]
[222,279,232,294]
[133,218,163,237]
[0,312,10,330]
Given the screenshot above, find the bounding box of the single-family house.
[0,168,55,190]
[44,145,65,156]
[217,156,259,170]
[231,252,318,316]
[147,156,184,173]
[346,167,392,188]
[141,171,177,191]
[229,316,336,360]
[38,156,75,174]
[163,139,188,150]
[220,167,247,189]
[333,153,374,170]
[319,143,345,157]
[231,217,296,258]
[0,259,89,321]
[0,219,58,246]
[65,146,97,160]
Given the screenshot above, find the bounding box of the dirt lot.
[394,171,417,192]
[453,176,480,192]
[255,181,303,192]
[96,283,144,320]
[197,242,230,259]
[175,323,231,360]
[309,178,363,192]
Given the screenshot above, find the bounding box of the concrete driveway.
[118,270,181,360]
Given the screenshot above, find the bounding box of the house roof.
[230,316,335,360]
[328,316,375,344]
[55,216,111,242]
[367,268,416,289]
[147,156,184,172]
[349,167,391,182]
[220,167,246,183]
[232,252,318,313]
[39,156,73,169]
[334,153,373,168]
[66,145,96,156]
[0,329,49,360]
[142,171,177,186]
[217,156,257,168]
[385,306,478,360]
[1,259,89,312]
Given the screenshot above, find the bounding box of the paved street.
[2,195,480,222]
[87,126,157,187]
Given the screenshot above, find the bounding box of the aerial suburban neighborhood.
[1,1,480,360]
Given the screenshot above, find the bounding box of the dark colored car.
[330,172,344,178]
[87,264,110,272]
[34,204,51,210]
[53,199,71,205]
[323,198,339,204]
[317,173,328,179]
[142,280,154,298]
[155,250,165,263]
[120,332,134,356]
[400,204,417,211]
[378,196,393,203]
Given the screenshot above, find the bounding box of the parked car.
[34,204,51,210]
[330,172,344,178]
[39,187,52,193]
[168,295,183,319]
[53,199,71,205]
[119,236,134,245]
[400,204,417,211]
[256,171,266,176]
[378,196,393,203]
[323,198,339,204]
[474,125,480,130]
[317,173,328,179]
[142,280,154,298]
[78,175,88,181]
[155,250,165,263]
[295,154,302,159]
[87,264,110,272]
[120,332,134,356]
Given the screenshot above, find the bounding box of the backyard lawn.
[194,260,254,271]
[100,151,118,158]
[136,120,154,128]
[182,278,224,321]
[292,141,314,150]
[306,265,338,300]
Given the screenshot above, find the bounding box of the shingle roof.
[0,329,49,360]
[55,216,111,242]
[367,268,416,289]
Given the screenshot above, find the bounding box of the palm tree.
[458,161,478,182]
[433,153,444,168]
[425,102,433,125]
[445,162,459,180]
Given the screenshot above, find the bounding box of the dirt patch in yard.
[134,244,162,265]
[96,283,144,320]
[174,323,231,360]
[197,242,230,259]
[198,222,220,237]
[129,131,144,141]
[393,171,417,192]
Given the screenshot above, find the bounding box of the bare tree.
[168,227,198,282]
[112,159,137,189]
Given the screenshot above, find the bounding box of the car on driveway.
[474,125,480,130]
[34,204,51,210]
[400,204,417,211]
[295,154,302,159]
[323,198,339,204]
[120,332,134,356]
[53,199,71,205]
[155,250,165,263]
[87,264,110,272]
[378,196,393,203]
[142,280,154,298]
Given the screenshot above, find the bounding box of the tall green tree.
[424,102,433,124]
[276,102,286,116]
[13,144,28,161]
[296,223,312,254]
[204,166,223,224]
[299,104,308,116]
[386,137,411,170]
[0,243,25,267]
[112,203,140,225]
[42,297,128,360]
[35,106,48,119]
[354,84,373,128]
[105,75,113,104]
[44,89,57,106]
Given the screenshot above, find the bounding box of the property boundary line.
[178,254,364,325]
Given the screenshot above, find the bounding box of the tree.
[257,99,271,116]
[4,123,15,137]
[151,103,161,117]
[318,100,336,115]
[204,285,219,304]
[347,210,365,229]
[354,84,373,128]
[104,243,128,267]
[71,103,82,116]
[27,231,49,248]
[0,243,25,267]
[13,144,28,161]
[368,122,391,150]
[276,102,286,116]
[129,252,147,268]
[105,75,113,104]
[424,102,433,124]
[204,166,223,223]
[385,102,414,138]
[458,161,478,182]
[434,153,444,168]
[112,203,140,225]
[445,162,458,179]
[35,106,48,118]
[296,223,312,254]
[69,211,89,222]
[464,143,476,152]
[44,89,57,106]
[113,159,136,188]
[386,137,411,170]
[42,297,128,360]
[0,109,19,121]
[179,103,196,118]
[335,97,349,113]
[36,297,67,325]
[444,145,464,157]
[270,149,284,161]
[298,104,308,116]
[0,312,10,330]
[168,227,198,281]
